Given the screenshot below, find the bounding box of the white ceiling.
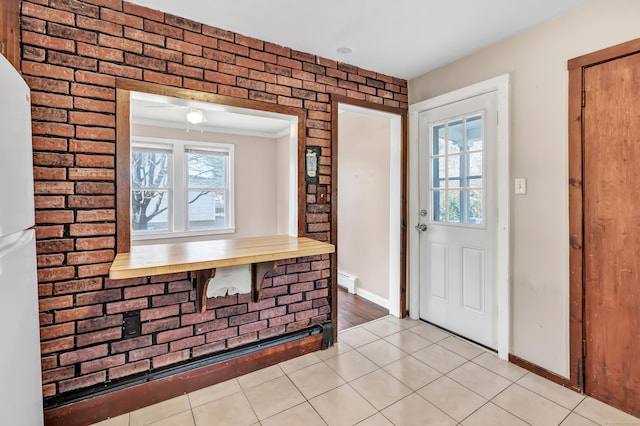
[128,0,591,79]
[131,92,293,137]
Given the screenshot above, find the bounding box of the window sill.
[132,227,236,243]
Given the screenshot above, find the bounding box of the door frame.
[567,37,640,393]
[409,74,511,359]
[330,95,408,337]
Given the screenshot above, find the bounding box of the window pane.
[432,190,444,222]
[187,152,226,188]
[448,179,461,189]
[467,190,483,224]
[447,154,461,179]
[432,158,444,188]
[468,152,483,177]
[448,190,462,223]
[468,178,483,188]
[433,124,445,155]
[188,190,226,229]
[131,150,170,189]
[447,120,463,154]
[466,115,483,151]
[131,189,169,231]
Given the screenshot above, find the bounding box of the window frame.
[115,80,306,254]
[130,137,236,241]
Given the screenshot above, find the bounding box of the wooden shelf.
[109,235,334,280]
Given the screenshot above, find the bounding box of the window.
[131,137,234,240]
[430,113,484,225]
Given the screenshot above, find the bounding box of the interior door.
[418,92,498,349]
[583,51,640,417]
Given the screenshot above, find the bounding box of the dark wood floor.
[337,287,389,331]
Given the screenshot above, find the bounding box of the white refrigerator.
[0,54,44,425]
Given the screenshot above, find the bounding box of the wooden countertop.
[109,235,335,280]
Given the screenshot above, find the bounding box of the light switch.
[515,178,527,195]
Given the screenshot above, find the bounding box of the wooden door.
[0,0,20,71]
[583,51,640,417]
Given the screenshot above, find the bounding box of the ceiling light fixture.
[337,47,352,55]
[186,108,205,125]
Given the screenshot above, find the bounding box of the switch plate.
[515,178,527,195]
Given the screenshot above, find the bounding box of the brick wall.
[21,0,408,400]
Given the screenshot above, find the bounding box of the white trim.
[356,288,390,310]
[409,74,511,359]
[337,103,403,318]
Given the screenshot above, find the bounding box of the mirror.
[115,81,306,252]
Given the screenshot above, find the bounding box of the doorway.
[568,38,640,418]
[330,96,407,334]
[409,75,511,358]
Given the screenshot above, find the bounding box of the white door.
[417,91,498,349]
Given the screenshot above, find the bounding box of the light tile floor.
[93,316,640,426]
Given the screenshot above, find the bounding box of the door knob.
[415,223,428,232]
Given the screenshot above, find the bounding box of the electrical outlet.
[515,178,527,195]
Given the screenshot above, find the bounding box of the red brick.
[76,289,121,305]
[100,8,143,29]
[152,292,189,307]
[99,61,143,79]
[76,182,115,194]
[106,298,148,314]
[76,15,122,37]
[111,335,152,354]
[228,332,258,348]
[76,327,122,347]
[76,237,115,251]
[229,312,258,327]
[264,42,290,57]
[140,305,179,321]
[40,313,54,326]
[144,70,182,87]
[152,350,189,368]
[38,266,76,282]
[59,344,108,366]
[167,38,202,56]
[68,168,115,180]
[35,211,74,225]
[22,17,46,35]
[59,371,106,393]
[168,62,203,79]
[42,384,56,398]
[123,27,164,46]
[24,76,69,94]
[71,83,115,100]
[22,61,73,80]
[42,366,75,385]
[80,354,125,375]
[37,253,65,268]
[129,344,168,362]
[170,335,205,352]
[149,272,188,283]
[76,210,116,224]
[39,295,73,312]
[23,32,75,53]
[47,23,97,44]
[54,278,102,295]
[239,320,267,335]
[76,69,118,87]
[40,322,75,341]
[194,318,228,335]
[184,31,217,48]
[124,284,165,299]
[247,298,275,312]
[56,304,103,323]
[32,137,68,152]
[157,327,192,344]
[168,280,193,293]
[32,122,74,138]
[144,20,183,40]
[75,126,115,141]
[109,359,150,379]
[192,341,225,358]
[203,48,235,64]
[77,314,123,333]
[40,336,75,354]
[22,2,75,25]
[205,327,237,343]
[268,314,295,327]
[218,40,249,56]
[259,325,286,340]
[67,249,114,265]
[202,24,233,41]
[32,106,67,122]
[78,261,111,278]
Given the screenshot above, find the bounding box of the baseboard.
[337,271,356,294]
[44,333,323,426]
[509,354,575,390]
[356,288,390,310]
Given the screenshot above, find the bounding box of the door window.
[430,114,484,225]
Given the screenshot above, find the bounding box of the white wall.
[338,111,391,302]
[275,134,290,235]
[132,124,282,242]
[409,0,640,378]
